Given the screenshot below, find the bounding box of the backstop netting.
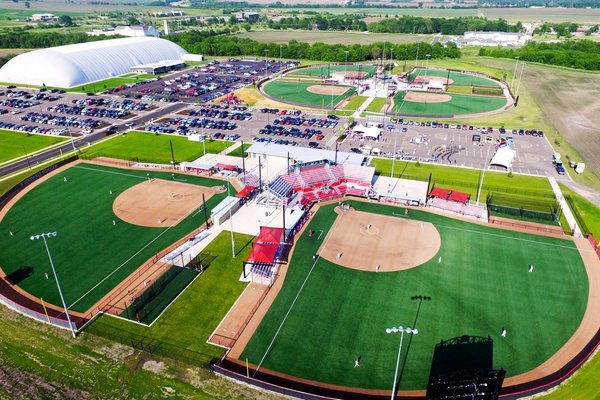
[487,193,560,224]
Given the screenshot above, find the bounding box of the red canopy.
[235,185,256,199]
[430,187,451,200]
[449,191,470,204]
[246,242,279,264]
[215,163,238,171]
[257,226,285,244]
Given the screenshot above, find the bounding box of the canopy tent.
[235,185,256,199]
[352,124,382,140]
[257,226,285,244]
[430,187,451,199]
[449,191,470,204]
[490,145,516,170]
[246,242,279,264]
[215,163,238,171]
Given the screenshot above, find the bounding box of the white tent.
[353,124,382,140]
[490,145,516,170]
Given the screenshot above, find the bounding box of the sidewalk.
[548,176,582,236]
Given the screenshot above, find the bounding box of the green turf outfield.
[290,64,378,79]
[392,91,507,115]
[241,201,588,390]
[263,80,355,108]
[409,68,501,88]
[81,131,233,163]
[0,163,227,313]
[0,130,66,164]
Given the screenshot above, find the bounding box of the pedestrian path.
[548,176,582,237]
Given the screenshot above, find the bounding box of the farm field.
[81,131,232,164]
[242,201,588,390]
[0,163,227,312]
[0,129,66,164]
[236,30,435,45]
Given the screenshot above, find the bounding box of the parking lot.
[111,59,297,104]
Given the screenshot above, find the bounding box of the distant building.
[445,31,532,48]
[87,25,160,38]
[235,11,260,23]
[153,10,185,17]
[31,14,59,23]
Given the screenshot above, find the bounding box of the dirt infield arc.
[319,208,441,272]
[113,179,215,227]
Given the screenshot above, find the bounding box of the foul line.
[434,223,581,251]
[68,224,175,310]
[253,255,320,377]
[72,165,150,181]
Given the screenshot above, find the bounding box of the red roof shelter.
[246,242,279,264]
[235,185,256,199]
[257,226,285,245]
[429,187,470,205]
[215,163,238,171]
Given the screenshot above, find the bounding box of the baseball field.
[0,162,227,313]
[240,200,590,391]
[392,90,508,115]
[288,64,378,79]
[262,80,356,108]
[408,68,503,89]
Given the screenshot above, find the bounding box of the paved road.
[0,102,186,178]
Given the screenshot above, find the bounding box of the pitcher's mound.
[307,85,350,95]
[405,91,452,103]
[319,210,441,272]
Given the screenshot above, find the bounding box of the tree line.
[479,40,600,71]
[0,31,115,49]
[267,15,367,31]
[368,16,522,35]
[167,30,460,62]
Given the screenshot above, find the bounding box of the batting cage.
[486,193,561,224]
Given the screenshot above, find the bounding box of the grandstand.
[263,160,374,209]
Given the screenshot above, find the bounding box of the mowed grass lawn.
[81,131,232,163]
[85,231,253,362]
[365,97,387,113]
[409,68,502,88]
[392,91,507,115]
[371,158,553,199]
[263,81,355,108]
[0,130,66,164]
[0,163,227,312]
[67,74,157,94]
[242,201,588,390]
[343,95,368,110]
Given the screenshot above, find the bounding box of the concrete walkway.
[548,176,582,237]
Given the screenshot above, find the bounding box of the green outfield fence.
[487,193,560,224]
[565,195,590,234]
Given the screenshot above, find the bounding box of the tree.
[127,16,140,26]
[24,1,30,8]
[59,15,74,27]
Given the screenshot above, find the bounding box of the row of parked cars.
[397,119,545,137]
[74,97,152,111]
[20,111,104,129]
[188,107,252,121]
[258,124,324,140]
[167,117,238,131]
[0,121,67,135]
[48,104,130,119]
[253,136,299,146]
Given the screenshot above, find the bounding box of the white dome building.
[0,37,188,88]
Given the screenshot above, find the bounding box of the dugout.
[242,226,286,286]
[211,196,241,226]
[180,161,216,176]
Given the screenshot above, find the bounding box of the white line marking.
[73,165,148,180]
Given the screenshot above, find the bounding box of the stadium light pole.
[344,50,349,79]
[226,178,236,258]
[386,326,418,400]
[510,56,520,90]
[425,54,431,77]
[30,232,76,338]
